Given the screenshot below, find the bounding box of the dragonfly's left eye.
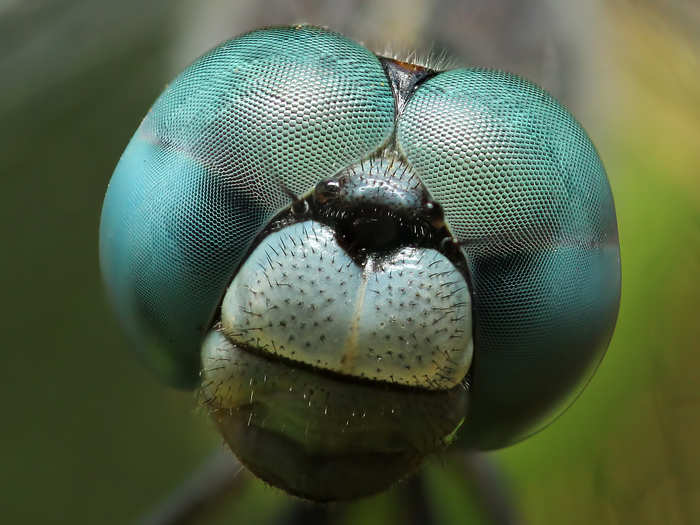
[100,25,620,502]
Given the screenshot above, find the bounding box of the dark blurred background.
[2,0,699,523]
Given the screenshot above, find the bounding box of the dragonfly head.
[100,26,620,502]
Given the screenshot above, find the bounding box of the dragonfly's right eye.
[99,26,395,389]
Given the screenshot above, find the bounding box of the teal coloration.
[99,27,395,387]
[397,69,620,448]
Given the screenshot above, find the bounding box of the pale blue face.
[99,25,620,500]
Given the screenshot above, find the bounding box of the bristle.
[376,42,463,71]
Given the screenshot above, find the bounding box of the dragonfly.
[99,25,620,523]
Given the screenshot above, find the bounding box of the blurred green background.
[2,0,698,523]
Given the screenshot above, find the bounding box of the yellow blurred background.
[1,0,698,523]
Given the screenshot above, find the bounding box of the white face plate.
[220,220,472,390]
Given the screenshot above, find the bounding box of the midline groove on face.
[219,219,473,390]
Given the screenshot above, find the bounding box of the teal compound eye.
[99,25,620,502]
[396,70,621,449]
[99,26,395,388]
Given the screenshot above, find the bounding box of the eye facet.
[100,26,620,501]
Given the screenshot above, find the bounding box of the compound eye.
[398,68,621,449]
[98,26,395,387]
